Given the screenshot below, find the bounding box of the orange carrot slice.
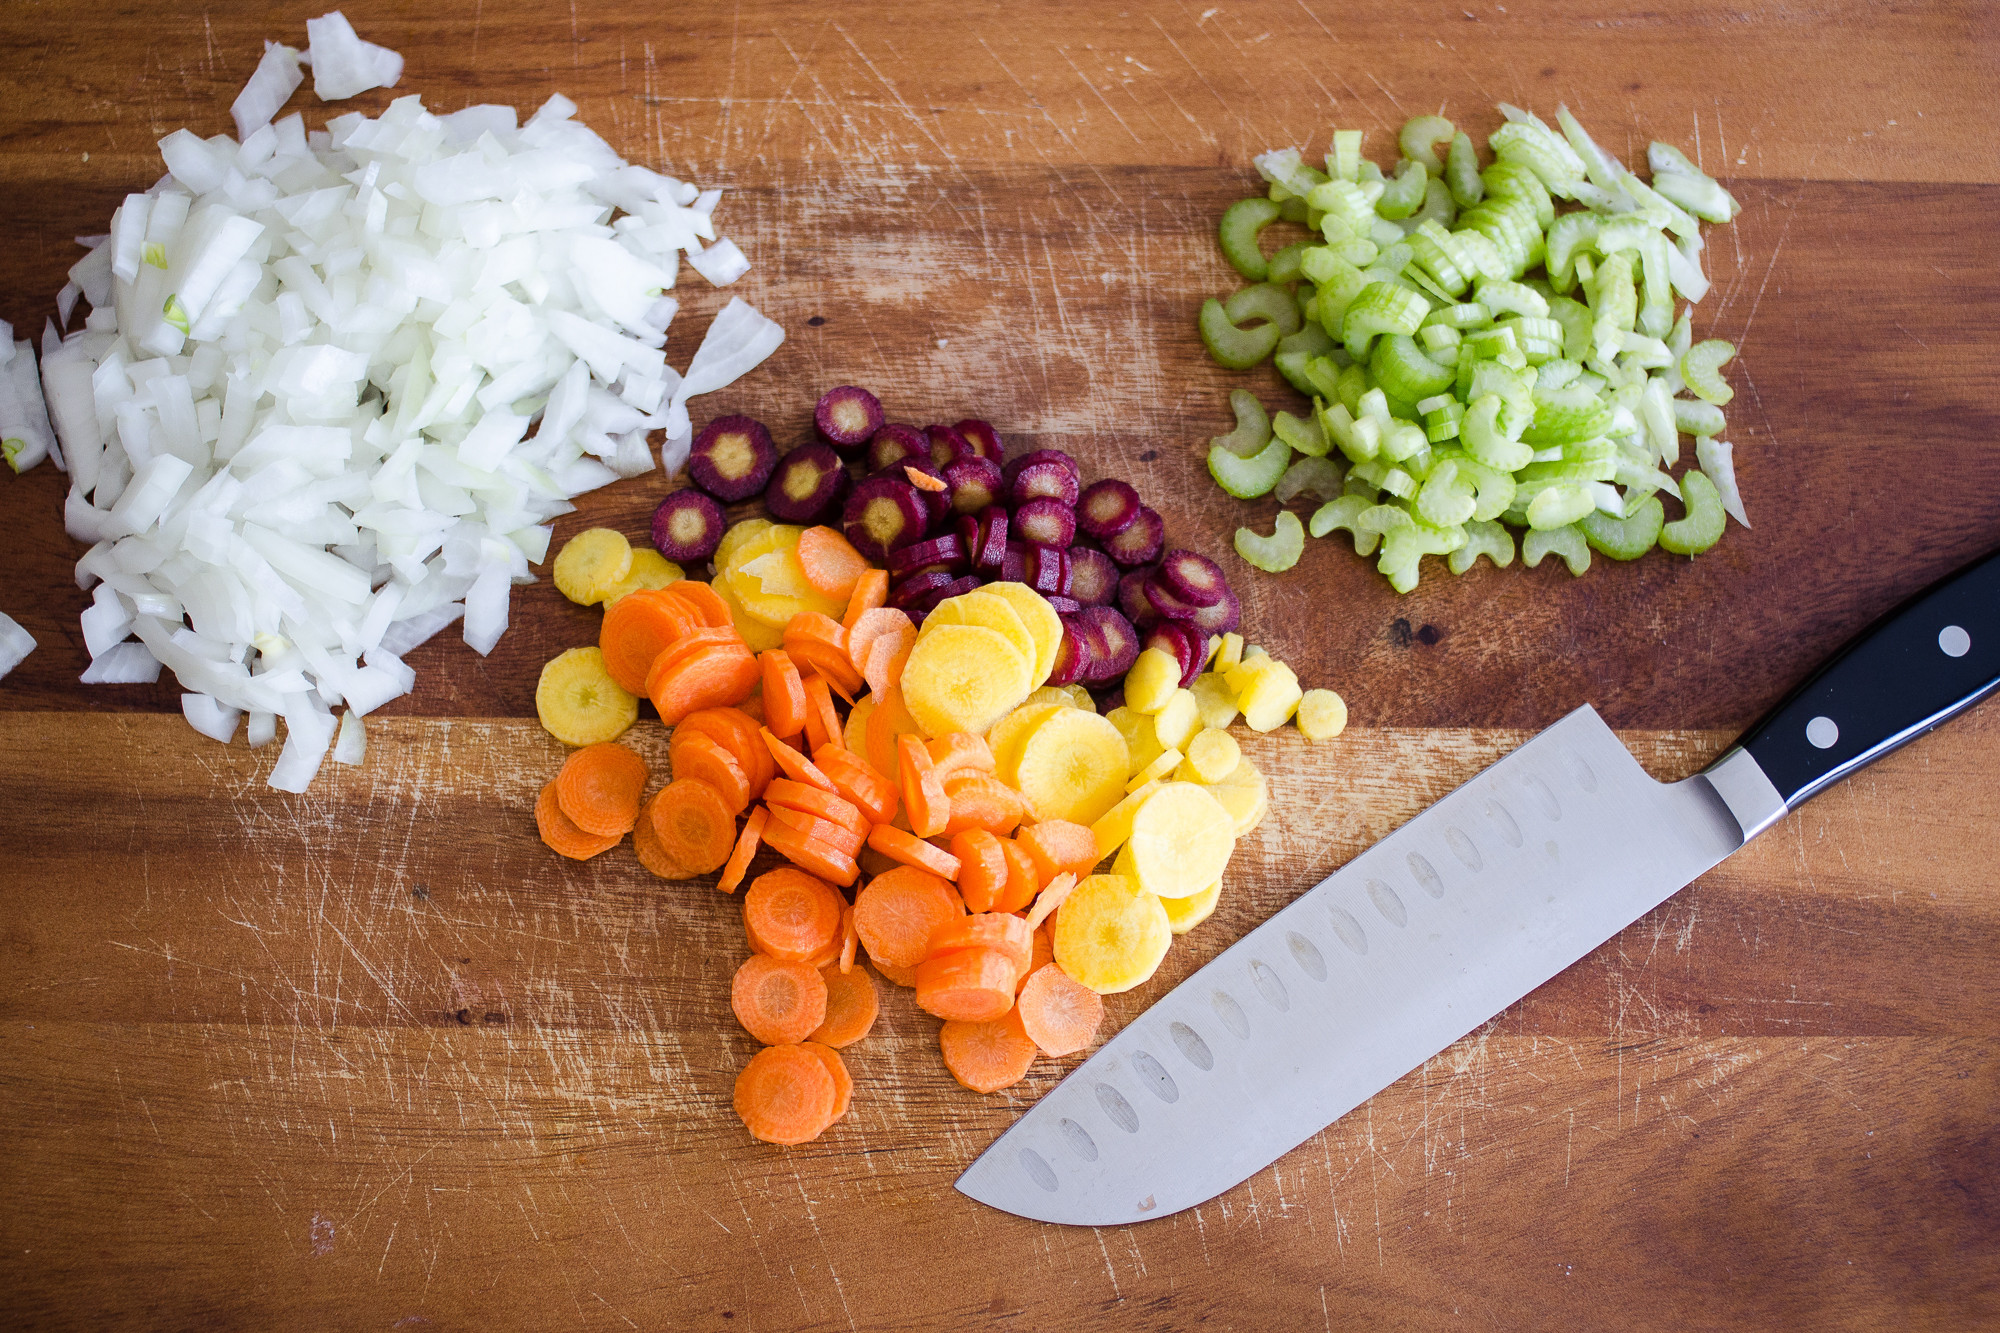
[645,778,738,875]
[813,745,898,826]
[865,686,920,783]
[841,569,889,634]
[662,579,733,629]
[717,805,768,894]
[632,805,690,879]
[940,771,1025,837]
[1016,819,1104,885]
[865,824,961,880]
[760,727,837,792]
[599,589,698,695]
[734,1043,837,1144]
[765,777,868,837]
[925,732,995,778]
[648,642,760,725]
[950,830,1009,913]
[761,816,860,887]
[742,867,846,961]
[554,742,649,837]
[845,607,916,677]
[801,1040,853,1121]
[797,526,870,601]
[837,905,858,973]
[926,912,1034,974]
[851,865,963,969]
[760,650,809,739]
[666,730,751,816]
[809,963,878,1047]
[862,626,914,700]
[766,803,866,859]
[536,780,623,861]
[996,837,1040,914]
[872,958,917,988]
[800,673,841,755]
[1019,923,1054,994]
[915,948,1018,1022]
[1015,962,1104,1056]
[732,954,830,1045]
[677,706,773,796]
[897,734,948,839]
[1023,871,1078,932]
[939,1009,1038,1094]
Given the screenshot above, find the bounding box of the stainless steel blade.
[955,705,1757,1226]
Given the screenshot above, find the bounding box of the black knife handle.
[1737,545,2000,809]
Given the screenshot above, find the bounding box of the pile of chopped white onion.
[1,12,785,791]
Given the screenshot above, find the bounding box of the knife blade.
[957,544,2000,1227]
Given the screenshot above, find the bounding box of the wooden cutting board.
[2,2,1996,1328]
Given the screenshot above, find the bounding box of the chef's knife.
[957,545,2000,1226]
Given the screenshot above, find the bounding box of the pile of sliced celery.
[1202,106,1749,590]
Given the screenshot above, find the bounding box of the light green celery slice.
[1199,298,1280,369]
[1648,143,1740,222]
[1276,455,1344,504]
[1319,401,1380,463]
[1350,462,1417,500]
[1480,160,1556,230]
[1209,430,1292,499]
[1295,353,1345,401]
[1267,243,1308,285]
[1461,396,1533,471]
[1378,420,1428,463]
[1488,121,1582,195]
[1218,198,1283,281]
[1416,458,1478,526]
[1659,469,1725,554]
[1273,352,1318,399]
[1377,519,1466,593]
[1681,339,1736,405]
[1334,362,1370,414]
[1453,456,1517,520]
[1476,280,1549,319]
[1673,396,1726,437]
[1423,301,1491,331]
[1399,116,1456,173]
[1235,511,1306,572]
[1255,147,1327,197]
[1273,409,1330,457]
[1402,179,1458,234]
[1407,221,1474,297]
[1375,159,1428,220]
[1211,388,1271,457]
[1521,524,1591,576]
[1309,179,1382,239]
[1446,131,1484,208]
[1421,396,1464,442]
[1223,283,1303,338]
[1418,322,1462,354]
[1544,214,1599,290]
[1635,232,1674,338]
[1331,130,1363,183]
[1369,334,1455,401]
[1589,252,1638,359]
[1309,494,1381,555]
[1448,519,1515,573]
[1341,282,1429,359]
[1579,495,1664,559]
[1525,481,1595,530]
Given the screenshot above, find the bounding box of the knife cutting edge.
[956,545,2000,1226]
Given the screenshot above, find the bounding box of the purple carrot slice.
[1102,504,1165,567]
[814,386,884,453]
[1143,619,1205,688]
[842,475,928,563]
[942,456,1004,516]
[762,441,850,524]
[1044,595,1083,614]
[1001,448,1078,493]
[1007,456,1081,508]
[889,532,968,580]
[924,424,972,468]
[970,506,1009,572]
[1186,583,1243,636]
[651,489,726,563]
[1144,571,1201,623]
[1025,544,1071,598]
[1070,606,1140,685]
[1066,546,1120,608]
[1155,548,1230,609]
[1046,624,1084,687]
[1117,564,1159,625]
[687,415,778,502]
[1076,479,1141,541]
[1011,497,1076,548]
[953,419,1004,462]
[1000,540,1030,585]
[888,568,958,612]
[868,423,929,474]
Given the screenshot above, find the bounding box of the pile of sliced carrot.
[533,522,1111,1145]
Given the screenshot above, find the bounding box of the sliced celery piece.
[1648,143,1740,222]
[1399,116,1456,173]
[1659,468,1725,554]
[1446,131,1484,208]
[1673,396,1726,437]
[1211,388,1272,457]
[1681,339,1736,405]
[1267,243,1308,284]
[1331,130,1363,184]
[1235,511,1306,572]
[1199,297,1281,369]
[1224,282,1304,338]
[1579,495,1664,559]
[1448,519,1515,574]
[1376,159,1428,220]
[1369,334,1454,402]
[1695,436,1750,528]
[1341,282,1429,359]
[1219,198,1283,281]
[1209,431,1291,499]
[1309,494,1381,556]
[1416,457,1477,526]
[1276,455,1343,503]
[1402,178,1458,233]
[1273,409,1330,457]
[1522,524,1591,576]
[1525,481,1595,530]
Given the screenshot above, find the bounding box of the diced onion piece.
[332,711,368,765]
[0,611,35,680]
[306,10,403,101]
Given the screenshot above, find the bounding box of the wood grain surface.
[1,2,1997,1329]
